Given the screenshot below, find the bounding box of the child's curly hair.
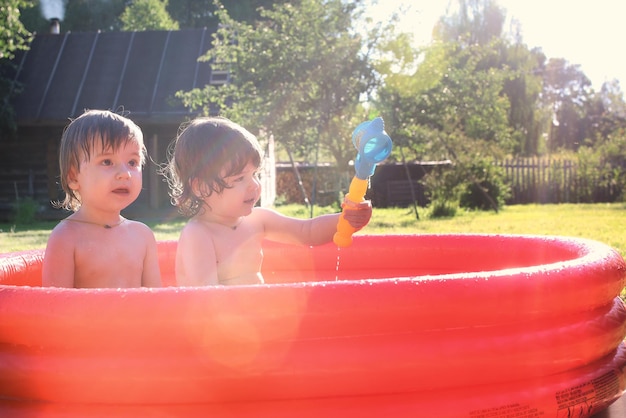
[163,117,263,217]
[56,109,145,212]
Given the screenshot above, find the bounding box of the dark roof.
[9,28,219,126]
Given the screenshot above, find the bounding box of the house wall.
[0,126,64,221]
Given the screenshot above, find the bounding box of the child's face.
[68,141,143,213]
[202,162,261,217]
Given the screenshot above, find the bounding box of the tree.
[120,0,179,31]
[434,0,505,47]
[1,0,33,60]
[377,21,516,159]
[500,44,545,155]
[165,0,216,28]
[177,0,376,176]
[540,57,593,151]
[433,0,546,156]
[374,0,521,211]
[166,0,289,28]
[585,79,626,142]
[1,0,33,136]
[371,31,441,160]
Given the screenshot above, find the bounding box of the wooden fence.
[496,158,622,204]
[273,159,622,208]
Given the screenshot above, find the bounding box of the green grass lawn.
[2,203,625,256]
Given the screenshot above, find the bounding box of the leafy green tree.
[581,80,626,201]
[1,0,33,136]
[120,0,179,31]
[434,0,546,156]
[375,36,513,211]
[165,0,215,28]
[585,79,626,142]
[540,57,593,151]
[166,0,289,28]
[434,0,505,47]
[500,44,545,155]
[376,40,515,158]
[370,29,442,160]
[177,0,376,176]
[598,79,626,117]
[1,0,33,60]
[375,0,522,211]
[378,0,519,159]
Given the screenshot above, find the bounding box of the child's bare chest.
[72,234,145,288]
[213,234,263,284]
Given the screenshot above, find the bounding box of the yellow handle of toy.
[333,177,369,247]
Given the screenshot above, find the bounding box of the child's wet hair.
[163,117,263,217]
[56,109,145,212]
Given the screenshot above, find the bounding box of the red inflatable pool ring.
[0,234,625,417]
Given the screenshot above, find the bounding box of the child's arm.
[259,202,372,246]
[42,227,76,287]
[140,224,162,287]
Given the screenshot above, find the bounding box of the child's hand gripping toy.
[333,117,393,247]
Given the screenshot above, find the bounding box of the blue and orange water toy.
[333,117,393,247]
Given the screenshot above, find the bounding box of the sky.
[366,0,626,91]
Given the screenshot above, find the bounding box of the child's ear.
[190,178,203,197]
[67,167,80,191]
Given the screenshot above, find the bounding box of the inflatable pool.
[0,234,625,417]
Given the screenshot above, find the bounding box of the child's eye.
[101,159,113,166]
[128,159,139,168]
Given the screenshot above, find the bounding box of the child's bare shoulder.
[125,219,152,231]
[124,219,158,242]
[246,206,283,227]
[250,206,281,219]
[47,218,82,243]
[178,219,214,245]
